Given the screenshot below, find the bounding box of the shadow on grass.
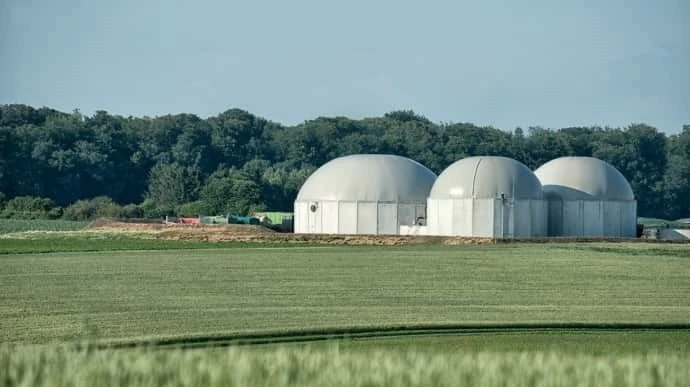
[88,322,690,350]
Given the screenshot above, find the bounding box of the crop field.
[0,219,89,234]
[3,345,689,387]
[1,232,689,385]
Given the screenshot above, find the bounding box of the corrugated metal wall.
[377,203,398,234]
[427,198,546,238]
[473,199,495,237]
[321,202,339,234]
[397,204,416,229]
[603,201,621,236]
[532,200,548,237]
[297,197,635,237]
[294,202,307,233]
[622,202,637,237]
[338,201,357,234]
[436,199,454,236]
[547,200,563,236]
[453,200,472,236]
[547,200,637,237]
[425,200,439,235]
[309,202,321,233]
[583,201,602,237]
[356,202,377,234]
[294,201,427,235]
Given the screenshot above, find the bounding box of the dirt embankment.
[86,218,494,245]
[89,218,685,245]
[88,218,275,234]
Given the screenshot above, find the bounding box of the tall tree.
[440,123,512,168]
[0,127,9,196]
[663,125,690,219]
[510,127,528,165]
[593,125,667,216]
[524,127,571,169]
[380,112,445,173]
[558,126,600,156]
[0,104,682,219]
[209,109,270,167]
[200,168,263,215]
[145,162,202,211]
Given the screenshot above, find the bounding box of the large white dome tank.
[294,154,436,235]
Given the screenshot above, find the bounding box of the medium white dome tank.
[427,156,546,238]
[430,156,543,200]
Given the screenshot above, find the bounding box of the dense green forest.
[0,104,688,220]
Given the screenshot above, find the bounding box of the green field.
[0,232,281,254]
[1,235,689,385]
[0,219,90,234]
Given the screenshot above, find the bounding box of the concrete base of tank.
[399,225,429,236]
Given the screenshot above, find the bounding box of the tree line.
[0,104,688,220]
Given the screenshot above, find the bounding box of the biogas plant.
[294,154,638,238]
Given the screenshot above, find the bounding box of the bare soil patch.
[88,218,275,234]
[85,218,497,245]
[87,218,685,245]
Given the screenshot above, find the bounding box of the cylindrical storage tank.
[294,154,437,235]
[427,156,547,238]
[534,156,637,237]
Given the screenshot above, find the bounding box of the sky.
[1,0,689,133]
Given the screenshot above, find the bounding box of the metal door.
[501,199,514,238]
[308,202,319,233]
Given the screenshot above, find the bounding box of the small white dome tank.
[534,156,637,237]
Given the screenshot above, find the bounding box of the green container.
[229,215,260,225]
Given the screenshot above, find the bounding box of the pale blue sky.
[1,0,688,133]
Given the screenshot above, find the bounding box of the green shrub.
[63,199,99,221]
[47,207,63,219]
[121,203,144,219]
[200,170,263,216]
[1,196,56,219]
[141,198,173,219]
[62,197,123,221]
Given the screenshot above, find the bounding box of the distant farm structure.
[155,153,688,240]
[294,154,642,239]
[165,212,294,232]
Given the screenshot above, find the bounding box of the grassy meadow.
[0,232,275,254]
[0,219,89,234]
[1,233,689,385]
[2,241,690,344]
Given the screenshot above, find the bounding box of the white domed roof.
[534,157,634,201]
[429,156,543,200]
[296,154,437,202]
